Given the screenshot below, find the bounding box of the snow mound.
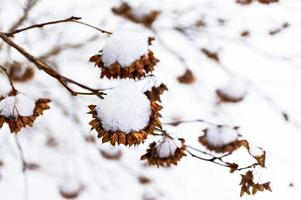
[219,79,248,100]
[132,2,157,19]
[156,138,178,158]
[101,31,149,67]
[96,81,151,133]
[0,93,36,118]
[206,126,239,147]
[59,179,82,199]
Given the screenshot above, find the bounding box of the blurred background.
[1,0,301,199]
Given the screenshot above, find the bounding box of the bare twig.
[6,16,112,37]
[14,136,29,200]
[0,65,17,92]
[0,32,105,98]
[163,118,239,129]
[9,0,39,33]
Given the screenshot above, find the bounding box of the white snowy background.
[1,0,301,199]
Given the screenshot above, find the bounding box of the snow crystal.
[220,79,248,99]
[96,81,151,133]
[0,93,36,118]
[101,31,149,67]
[156,138,178,158]
[206,126,239,147]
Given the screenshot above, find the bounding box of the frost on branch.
[141,137,186,167]
[0,91,51,133]
[112,2,160,27]
[199,126,248,153]
[88,82,162,146]
[216,79,248,103]
[89,31,159,79]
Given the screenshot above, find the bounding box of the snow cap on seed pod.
[88,81,162,146]
[199,125,248,153]
[0,91,51,133]
[59,179,84,199]
[141,136,186,167]
[90,30,159,79]
[248,144,266,167]
[216,78,248,103]
[112,2,160,27]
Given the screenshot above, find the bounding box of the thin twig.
[0,32,105,98]
[0,65,17,92]
[6,16,112,37]
[14,136,28,200]
[163,118,239,129]
[9,0,39,33]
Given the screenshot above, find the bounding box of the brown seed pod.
[141,138,186,167]
[59,183,84,199]
[112,2,160,27]
[0,93,51,133]
[100,148,122,160]
[201,48,220,62]
[216,89,245,103]
[177,69,196,84]
[88,102,162,146]
[90,49,159,80]
[236,0,253,5]
[144,83,168,103]
[258,0,278,4]
[8,62,34,82]
[199,128,248,153]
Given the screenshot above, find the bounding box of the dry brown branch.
[9,0,39,33]
[6,16,112,37]
[0,32,105,98]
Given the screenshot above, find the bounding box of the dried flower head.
[144,83,168,103]
[112,2,160,27]
[236,0,252,4]
[90,31,159,79]
[240,171,272,196]
[100,147,122,160]
[0,91,50,133]
[141,137,186,167]
[236,0,278,5]
[248,145,266,167]
[59,180,84,199]
[216,79,248,103]
[88,82,162,146]
[199,126,247,153]
[258,0,278,4]
[8,62,34,82]
[177,69,196,84]
[201,48,220,62]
